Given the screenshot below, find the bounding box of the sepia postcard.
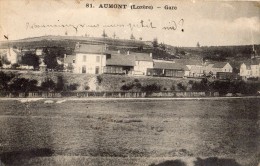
[0,0,259,166]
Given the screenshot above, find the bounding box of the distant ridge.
[0,35,152,49]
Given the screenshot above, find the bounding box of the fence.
[0,91,219,98]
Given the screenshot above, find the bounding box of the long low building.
[147,60,189,77]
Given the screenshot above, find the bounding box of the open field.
[0,98,259,166]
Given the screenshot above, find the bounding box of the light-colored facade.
[133,61,153,75]
[36,49,43,56]
[210,62,233,75]
[175,59,204,77]
[75,53,106,74]
[73,44,107,74]
[133,53,153,75]
[240,63,251,78]
[6,48,19,64]
[186,65,204,77]
[240,61,260,78]
[251,64,259,77]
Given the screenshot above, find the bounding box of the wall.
[251,64,259,77]
[134,61,153,75]
[75,53,106,74]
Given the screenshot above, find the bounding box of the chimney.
[118,50,120,54]
[150,53,152,58]
[127,51,130,55]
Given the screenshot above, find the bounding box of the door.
[82,65,86,73]
[95,66,99,74]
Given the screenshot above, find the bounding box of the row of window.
[82,55,100,62]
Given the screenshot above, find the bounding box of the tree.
[113,32,116,39]
[41,78,56,91]
[102,30,108,38]
[159,43,166,50]
[152,38,158,48]
[130,33,135,40]
[9,78,38,92]
[21,53,40,69]
[197,42,200,47]
[0,71,15,91]
[43,54,58,69]
[55,75,64,91]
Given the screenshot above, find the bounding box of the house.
[147,60,188,78]
[35,48,44,56]
[250,60,260,77]
[74,44,107,74]
[105,53,135,74]
[6,48,21,64]
[240,60,260,79]
[104,51,153,75]
[132,52,153,75]
[240,62,252,79]
[175,59,204,77]
[204,63,214,75]
[208,62,233,76]
[63,54,76,72]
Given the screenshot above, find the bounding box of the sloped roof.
[154,61,189,71]
[251,59,260,65]
[64,55,75,63]
[106,54,135,66]
[133,53,153,62]
[212,62,229,68]
[175,59,202,66]
[74,44,107,54]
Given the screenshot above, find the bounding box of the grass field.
[0,98,259,166]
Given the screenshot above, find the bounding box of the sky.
[0,0,259,47]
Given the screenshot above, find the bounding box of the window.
[72,59,75,63]
[96,56,100,62]
[83,55,86,62]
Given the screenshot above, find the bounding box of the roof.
[251,59,260,65]
[133,53,153,62]
[74,44,107,54]
[153,61,189,71]
[106,54,135,66]
[175,59,202,66]
[212,62,229,68]
[64,55,75,64]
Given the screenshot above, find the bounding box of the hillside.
[1,35,260,69]
[0,35,151,49]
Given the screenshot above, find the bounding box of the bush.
[0,71,15,91]
[212,81,230,96]
[11,63,19,69]
[9,78,38,92]
[170,84,176,91]
[55,75,64,91]
[120,81,142,91]
[177,83,187,91]
[41,78,56,91]
[96,75,103,84]
[121,83,135,91]
[67,83,79,91]
[141,83,161,92]
[84,85,90,90]
[134,78,139,83]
